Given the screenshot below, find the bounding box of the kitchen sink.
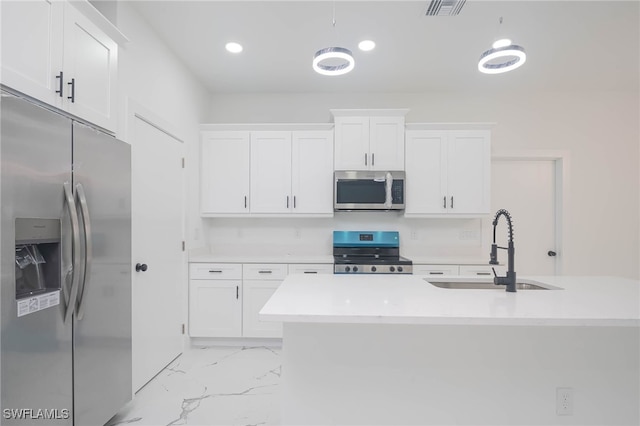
[424,278,560,290]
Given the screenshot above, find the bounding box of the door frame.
[491,150,570,275]
[124,98,186,393]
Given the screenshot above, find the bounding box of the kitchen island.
[260,274,640,425]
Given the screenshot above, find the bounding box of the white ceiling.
[131,1,640,94]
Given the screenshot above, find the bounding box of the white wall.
[116,2,210,252]
[205,91,639,279]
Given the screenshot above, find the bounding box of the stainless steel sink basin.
[424,278,560,290]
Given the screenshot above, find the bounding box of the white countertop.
[260,274,640,327]
[188,253,493,265]
[188,254,334,264]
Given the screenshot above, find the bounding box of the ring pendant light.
[313,2,354,76]
[478,17,527,74]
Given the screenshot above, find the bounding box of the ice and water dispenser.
[15,218,61,300]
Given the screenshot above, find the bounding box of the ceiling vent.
[425,0,466,16]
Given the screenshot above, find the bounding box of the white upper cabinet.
[200,126,334,217]
[1,0,64,107]
[1,1,119,132]
[368,116,406,170]
[405,128,491,216]
[332,110,407,171]
[201,131,250,215]
[291,130,334,214]
[62,3,118,131]
[250,131,293,214]
[334,116,370,170]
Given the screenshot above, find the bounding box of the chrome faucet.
[489,209,517,292]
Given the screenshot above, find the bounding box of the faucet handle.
[491,267,497,278]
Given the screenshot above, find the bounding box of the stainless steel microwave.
[334,171,405,211]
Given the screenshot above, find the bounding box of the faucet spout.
[490,209,517,292]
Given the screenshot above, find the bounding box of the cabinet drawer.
[288,264,334,275]
[189,263,242,280]
[413,264,460,276]
[459,265,507,277]
[242,263,288,280]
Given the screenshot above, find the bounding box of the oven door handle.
[384,172,393,208]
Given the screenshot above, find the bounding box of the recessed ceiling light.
[225,42,243,53]
[358,40,376,51]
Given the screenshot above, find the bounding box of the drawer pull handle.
[209,270,223,273]
[303,271,318,274]
[236,286,239,299]
[258,270,273,274]
[429,272,444,275]
[476,272,491,276]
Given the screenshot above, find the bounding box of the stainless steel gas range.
[333,231,413,274]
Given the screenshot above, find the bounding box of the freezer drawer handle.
[63,182,82,323]
[75,183,93,321]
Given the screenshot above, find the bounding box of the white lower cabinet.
[242,264,287,338]
[414,264,508,277]
[413,264,460,276]
[459,264,507,277]
[189,262,334,339]
[288,263,334,275]
[189,263,242,337]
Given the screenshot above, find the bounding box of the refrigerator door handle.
[63,182,82,323]
[75,183,92,321]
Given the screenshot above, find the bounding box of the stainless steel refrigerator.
[1,91,131,425]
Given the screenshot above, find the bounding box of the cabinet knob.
[548,251,557,257]
[135,263,148,272]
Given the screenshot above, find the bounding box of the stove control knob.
[389,266,396,272]
[371,266,377,272]
[398,266,404,272]
[345,266,351,272]
[353,266,359,272]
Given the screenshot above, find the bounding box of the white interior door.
[488,160,557,275]
[132,115,184,392]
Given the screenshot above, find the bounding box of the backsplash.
[203,213,490,260]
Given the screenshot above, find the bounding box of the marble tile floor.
[107,345,282,426]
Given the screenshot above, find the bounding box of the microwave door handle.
[385,173,392,208]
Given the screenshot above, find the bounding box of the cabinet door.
[62,2,118,131]
[189,280,242,337]
[291,130,334,214]
[447,130,491,214]
[1,0,64,107]
[404,130,448,214]
[250,131,292,213]
[369,116,405,170]
[242,280,283,338]
[201,131,250,214]
[334,116,370,170]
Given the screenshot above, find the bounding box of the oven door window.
[336,180,386,204]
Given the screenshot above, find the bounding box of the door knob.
[547,251,557,257]
[135,263,148,272]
